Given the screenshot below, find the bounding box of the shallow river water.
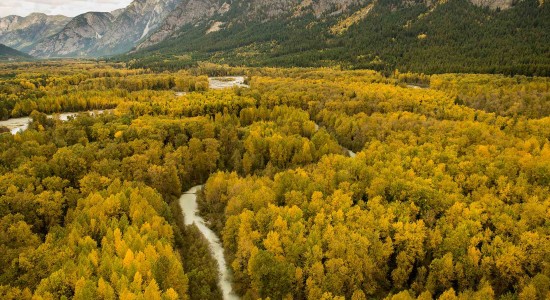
[209,76,249,90]
[1,76,250,135]
[179,186,239,300]
[0,110,107,135]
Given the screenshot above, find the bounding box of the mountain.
[0,0,547,76]
[137,0,227,50]
[0,13,71,50]
[27,0,180,58]
[29,12,115,57]
[0,43,33,61]
[122,0,549,76]
[110,8,126,18]
[137,0,376,50]
[136,0,519,50]
[89,0,180,57]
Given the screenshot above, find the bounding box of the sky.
[0,0,133,18]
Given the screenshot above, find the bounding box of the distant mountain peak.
[10,0,179,58]
[0,13,70,50]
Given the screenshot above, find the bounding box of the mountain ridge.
[0,13,71,50]
[28,12,116,57]
[86,0,180,57]
[0,0,179,58]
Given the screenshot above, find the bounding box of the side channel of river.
[0,110,108,135]
[177,76,247,300]
[209,76,249,90]
[179,186,239,300]
[2,76,251,135]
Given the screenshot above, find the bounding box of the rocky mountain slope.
[88,0,180,57]
[3,0,179,58]
[137,0,227,50]
[0,13,70,50]
[29,12,115,57]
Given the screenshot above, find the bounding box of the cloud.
[0,0,132,18]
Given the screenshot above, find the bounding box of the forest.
[0,61,549,300]
[121,0,550,76]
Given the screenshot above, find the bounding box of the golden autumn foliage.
[0,62,549,300]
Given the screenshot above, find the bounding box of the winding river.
[179,186,239,300]
[0,76,358,300]
[179,120,353,300]
[1,76,250,135]
[176,77,246,300]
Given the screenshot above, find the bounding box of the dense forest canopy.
[0,61,549,299]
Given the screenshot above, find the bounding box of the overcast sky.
[0,0,133,18]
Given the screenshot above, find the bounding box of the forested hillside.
[2,0,547,76]
[0,62,549,299]
[124,0,550,76]
[0,44,32,61]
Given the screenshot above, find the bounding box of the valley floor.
[0,61,549,300]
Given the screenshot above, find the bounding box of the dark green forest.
[0,44,33,61]
[121,0,550,76]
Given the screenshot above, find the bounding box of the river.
[0,110,108,135]
[178,120,353,300]
[179,186,239,300]
[313,122,356,157]
[406,84,429,90]
[209,76,249,90]
[2,76,250,135]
